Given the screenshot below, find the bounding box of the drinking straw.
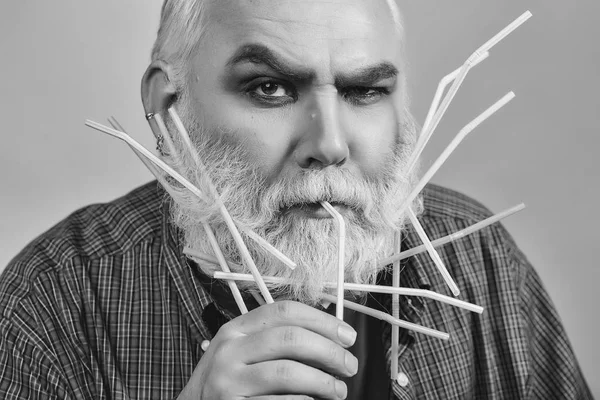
[184,247,224,266]
[251,291,267,306]
[212,271,484,314]
[86,120,211,202]
[203,223,249,314]
[391,231,402,380]
[407,207,460,297]
[320,201,346,320]
[238,225,297,269]
[321,294,449,341]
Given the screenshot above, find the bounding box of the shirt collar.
[401,229,433,291]
[160,196,256,328]
[159,194,215,341]
[374,230,432,327]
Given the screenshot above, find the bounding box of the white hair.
[151,0,213,89]
[151,0,405,85]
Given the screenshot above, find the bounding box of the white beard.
[160,100,422,306]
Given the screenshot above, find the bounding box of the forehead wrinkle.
[214,0,400,41]
[207,0,405,83]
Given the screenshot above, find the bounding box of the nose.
[295,90,349,169]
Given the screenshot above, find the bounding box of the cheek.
[345,107,399,176]
[234,114,293,178]
[192,92,293,180]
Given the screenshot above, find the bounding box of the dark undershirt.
[329,298,390,400]
[194,264,389,399]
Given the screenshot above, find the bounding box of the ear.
[141,60,178,138]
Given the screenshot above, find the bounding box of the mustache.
[262,169,382,214]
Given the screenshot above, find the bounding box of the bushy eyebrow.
[226,43,399,86]
[334,63,398,87]
[226,43,315,82]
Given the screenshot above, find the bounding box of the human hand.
[177,300,359,400]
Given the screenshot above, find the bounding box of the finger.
[239,326,358,378]
[224,301,357,348]
[243,360,348,400]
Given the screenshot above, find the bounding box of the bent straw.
[107,117,248,315]
[408,207,460,297]
[238,225,297,270]
[380,203,526,266]
[479,11,532,56]
[407,11,532,173]
[399,92,516,217]
[168,107,276,303]
[85,120,276,302]
[86,121,211,202]
[321,293,450,341]
[391,231,402,380]
[108,117,164,177]
[420,51,490,149]
[320,201,346,320]
[212,271,484,314]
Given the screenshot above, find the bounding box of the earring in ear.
[156,135,166,156]
[145,112,164,155]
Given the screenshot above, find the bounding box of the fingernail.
[338,325,357,346]
[345,352,358,375]
[335,380,347,399]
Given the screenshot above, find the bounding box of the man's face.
[185,0,407,210]
[168,0,417,304]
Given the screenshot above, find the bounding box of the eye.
[254,82,287,97]
[343,87,390,106]
[248,80,294,99]
[245,79,296,106]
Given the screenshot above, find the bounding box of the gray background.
[1,0,597,394]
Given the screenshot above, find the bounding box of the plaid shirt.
[0,182,592,399]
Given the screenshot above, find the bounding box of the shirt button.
[396,372,409,387]
[201,340,211,352]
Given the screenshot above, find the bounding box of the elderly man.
[0,0,592,399]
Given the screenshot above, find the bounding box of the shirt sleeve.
[515,254,594,399]
[0,319,74,400]
[0,263,98,400]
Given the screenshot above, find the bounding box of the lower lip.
[286,203,349,219]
